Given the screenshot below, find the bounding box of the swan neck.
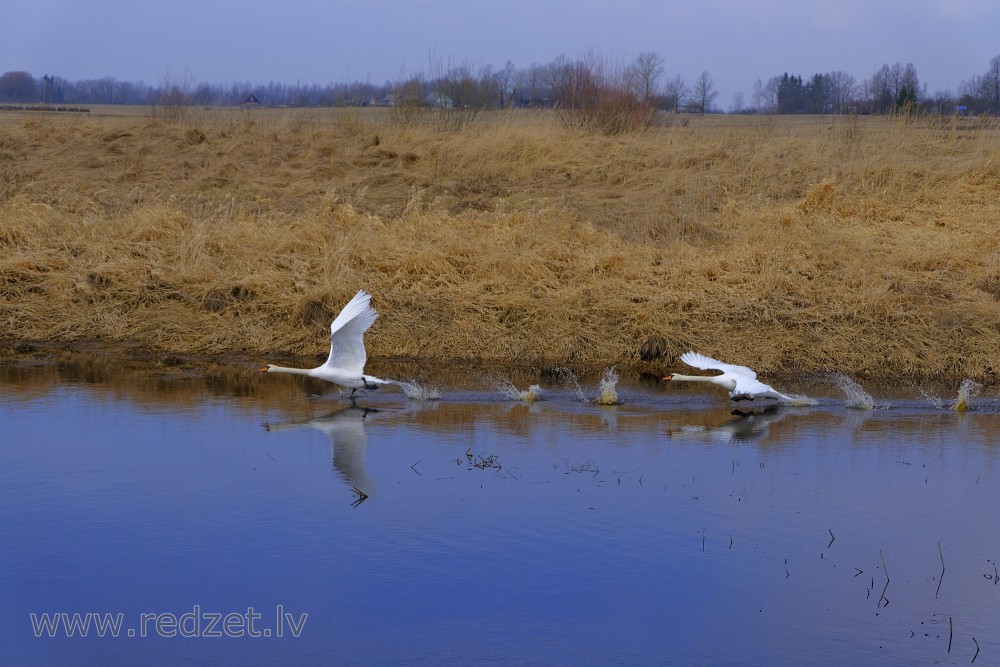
[670,374,718,383]
[268,365,313,376]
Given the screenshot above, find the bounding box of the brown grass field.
[2,105,1000,381]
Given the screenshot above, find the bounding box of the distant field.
[2,106,1000,380]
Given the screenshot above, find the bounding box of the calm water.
[1,357,999,666]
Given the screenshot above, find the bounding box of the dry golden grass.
[2,107,1000,380]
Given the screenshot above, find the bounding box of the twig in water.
[972,636,979,663]
[828,528,835,549]
[878,550,890,609]
[351,486,369,508]
[948,616,952,654]
[410,459,422,476]
[729,535,733,550]
[936,542,946,598]
[701,527,706,552]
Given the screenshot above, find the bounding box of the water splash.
[593,367,620,405]
[918,387,948,410]
[498,380,542,402]
[549,367,588,402]
[395,380,441,401]
[781,394,819,407]
[833,374,877,410]
[953,378,981,412]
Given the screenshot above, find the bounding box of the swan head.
[663,373,674,381]
[259,364,276,373]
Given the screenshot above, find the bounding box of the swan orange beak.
[258,366,269,373]
[663,374,673,381]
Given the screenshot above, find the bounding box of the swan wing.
[324,290,378,373]
[680,351,758,381]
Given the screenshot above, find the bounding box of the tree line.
[2,53,1000,115]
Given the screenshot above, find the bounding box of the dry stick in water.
[972,636,980,663]
[948,616,953,654]
[828,528,835,549]
[878,550,890,609]
[936,542,946,598]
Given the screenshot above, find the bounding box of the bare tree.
[491,60,517,107]
[730,91,745,113]
[690,70,718,114]
[825,71,857,114]
[662,74,687,112]
[629,52,665,103]
[0,71,37,102]
[752,79,765,113]
[983,54,1000,112]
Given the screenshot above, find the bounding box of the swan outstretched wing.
[680,351,758,381]
[324,290,378,373]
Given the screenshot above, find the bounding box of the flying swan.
[259,289,392,396]
[664,351,794,402]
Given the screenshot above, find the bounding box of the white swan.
[664,351,793,402]
[259,289,392,396]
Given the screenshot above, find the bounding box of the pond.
[1,355,998,666]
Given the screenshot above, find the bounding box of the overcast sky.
[4,0,998,107]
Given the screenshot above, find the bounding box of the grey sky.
[4,0,998,107]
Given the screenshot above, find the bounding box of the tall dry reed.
[2,107,1000,380]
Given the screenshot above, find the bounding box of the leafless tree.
[751,79,765,113]
[0,71,36,102]
[662,74,687,112]
[982,54,1000,112]
[628,52,665,103]
[825,71,857,113]
[491,60,517,107]
[690,70,718,114]
[730,91,745,113]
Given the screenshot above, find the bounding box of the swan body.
[259,289,392,395]
[664,351,793,402]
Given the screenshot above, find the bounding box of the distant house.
[425,92,454,109]
[241,94,261,108]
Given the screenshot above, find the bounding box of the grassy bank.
[2,107,1000,380]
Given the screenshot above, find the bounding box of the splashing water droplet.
[549,367,588,402]
[833,374,876,410]
[396,380,441,401]
[594,367,620,405]
[954,378,980,412]
[497,380,542,402]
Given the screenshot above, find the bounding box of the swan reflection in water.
[264,406,379,504]
[669,405,791,445]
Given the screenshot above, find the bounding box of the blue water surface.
[1,361,998,666]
